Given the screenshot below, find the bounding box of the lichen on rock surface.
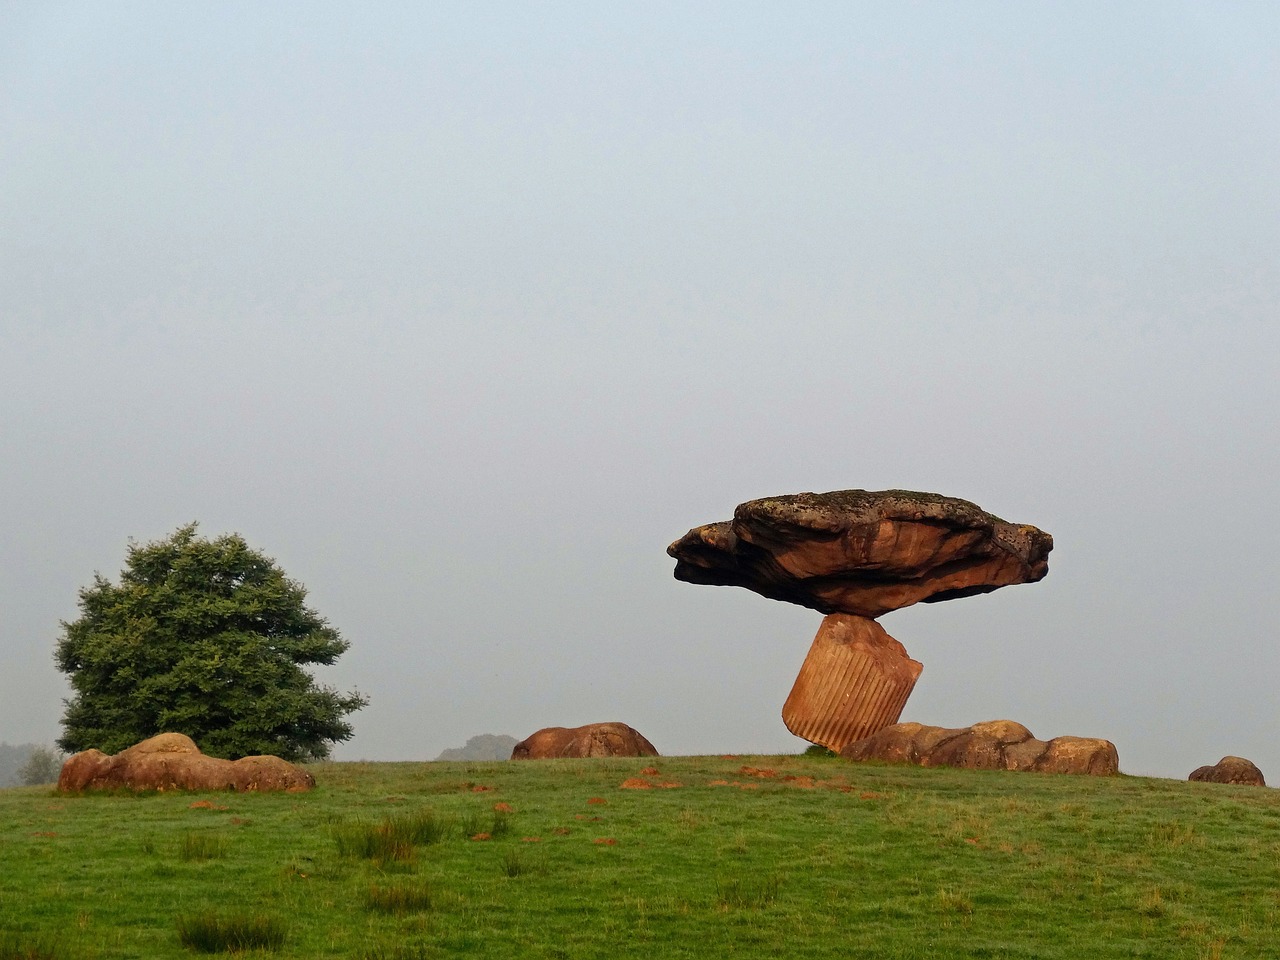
[668,488,1052,617]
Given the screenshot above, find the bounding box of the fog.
[3,3,1277,778]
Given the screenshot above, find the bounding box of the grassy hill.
[2,754,1278,959]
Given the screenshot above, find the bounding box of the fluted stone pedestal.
[782,613,922,753]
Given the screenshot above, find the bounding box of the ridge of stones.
[839,720,1119,776]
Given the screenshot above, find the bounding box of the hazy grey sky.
[3,3,1277,778]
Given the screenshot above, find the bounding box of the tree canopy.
[55,524,367,762]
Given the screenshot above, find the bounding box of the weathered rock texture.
[57,733,316,793]
[1188,756,1265,786]
[668,489,1052,618]
[782,613,922,753]
[510,723,658,760]
[839,720,1119,776]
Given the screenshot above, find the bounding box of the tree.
[17,746,64,786]
[0,742,38,786]
[55,524,367,762]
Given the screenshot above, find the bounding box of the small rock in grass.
[1188,756,1265,786]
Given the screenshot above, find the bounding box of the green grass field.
[3,754,1279,959]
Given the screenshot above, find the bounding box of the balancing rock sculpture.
[669,490,1054,754]
[57,732,316,793]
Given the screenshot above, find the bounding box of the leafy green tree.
[55,524,367,762]
[17,746,64,786]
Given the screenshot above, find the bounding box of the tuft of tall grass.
[178,832,228,861]
[1136,887,1166,918]
[0,933,63,960]
[361,944,437,960]
[715,875,779,909]
[175,911,285,953]
[936,888,975,916]
[333,810,447,862]
[459,807,510,839]
[489,810,511,839]
[364,881,435,915]
[501,850,525,878]
[392,809,449,845]
[1148,820,1201,849]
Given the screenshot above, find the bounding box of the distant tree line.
[0,743,64,786]
[435,734,517,762]
[0,743,33,785]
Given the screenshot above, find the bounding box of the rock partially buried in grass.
[1188,756,1265,786]
[510,723,658,759]
[839,720,1118,776]
[57,732,316,793]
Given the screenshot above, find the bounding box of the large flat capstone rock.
[668,489,1052,618]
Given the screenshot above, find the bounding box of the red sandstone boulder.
[840,720,1118,776]
[57,733,315,793]
[668,489,1052,617]
[1188,756,1265,786]
[511,723,659,760]
[781,613,922,752]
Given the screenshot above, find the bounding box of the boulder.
[668,489,1052,617]
[1188,756,1265,786]
[839,720,1118,776]
[57,733,315,793]
[781,613,923,753]
[511,723,658,760]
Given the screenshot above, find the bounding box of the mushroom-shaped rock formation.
[57,732,316,793]
[839,720,1118,776]
[1188,756,1266,786]
[511,723,658,760]
[670,490,1054,755]
[668,489,1052,618]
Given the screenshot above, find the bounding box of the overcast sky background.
[3,3,1277,779]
